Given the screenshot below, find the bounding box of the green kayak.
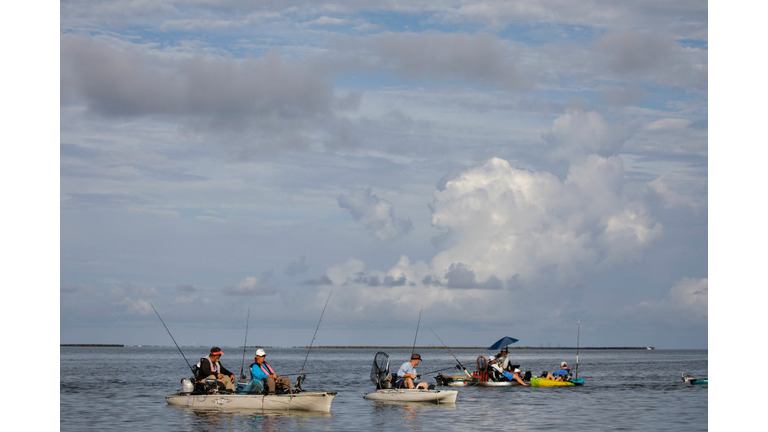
[530,377,584,387]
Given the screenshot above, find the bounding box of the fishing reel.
[199,378,219,394]
[294,373,307,392]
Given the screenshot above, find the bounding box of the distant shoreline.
[60,344,124,347]
[60,344,657,350]
[309,346,656,350]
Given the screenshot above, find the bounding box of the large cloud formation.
[325,155,662,302]
[428,156,662,286]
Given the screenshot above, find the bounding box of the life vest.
[194,357,220,380]
[250,361,275,379]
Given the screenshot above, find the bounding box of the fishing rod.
[150,302,195,376]
[239,308,250,379]
[431,329,473,379]
[296,290,332,389]
[416,366,457,377]
[411,305,423,356]
[575,317,580,380]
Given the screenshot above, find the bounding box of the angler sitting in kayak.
[396,353,429,389]
[493,348,512,371]
[251,348,293,394]
[546,362,571,381]
[197,347,236,391]
[502,368,530,386]
[488,350,512,380]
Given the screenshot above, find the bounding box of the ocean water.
[61,347,707,431]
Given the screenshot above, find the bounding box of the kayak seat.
[392,373,407,388]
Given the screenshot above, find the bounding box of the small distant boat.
[530,377,584,387]
[363,352,458,404]
[682,372,707,385]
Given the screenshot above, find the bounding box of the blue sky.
[46,1,718,350]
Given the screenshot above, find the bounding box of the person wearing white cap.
[250,348,293,394]
[502,368,529,386]
[546,362,571,381]
[197,347,236,391]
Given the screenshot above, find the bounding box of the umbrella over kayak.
[488,336,519,350]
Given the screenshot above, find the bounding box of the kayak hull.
[166,391,337,412]
[363,388,458,404]
[435,374,526,387]
[530,377,584,387]
[435,374,477,387]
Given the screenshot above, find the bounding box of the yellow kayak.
[530,377,584,387]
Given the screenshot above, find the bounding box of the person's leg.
[405,377,414,389]
[218,375,235,391]
[203,374,225,390]
[277,376,292,393]
[265,377,277,393]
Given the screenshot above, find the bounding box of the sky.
[51,0,717,350]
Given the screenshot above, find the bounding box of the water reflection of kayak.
[530,377,585,387]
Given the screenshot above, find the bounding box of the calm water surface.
[61,347,707,431]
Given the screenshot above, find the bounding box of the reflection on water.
[173,407,332,432]
[61,347,707,431]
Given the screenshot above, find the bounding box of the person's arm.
[220,364,235,379]
[265,362,279,379]
[397,363,415,379]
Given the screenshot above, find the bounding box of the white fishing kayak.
[363,388,458,404]
[166,390,337,412]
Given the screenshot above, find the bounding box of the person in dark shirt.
[198,347,236,391]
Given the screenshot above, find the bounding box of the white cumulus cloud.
[428,156,661,285]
